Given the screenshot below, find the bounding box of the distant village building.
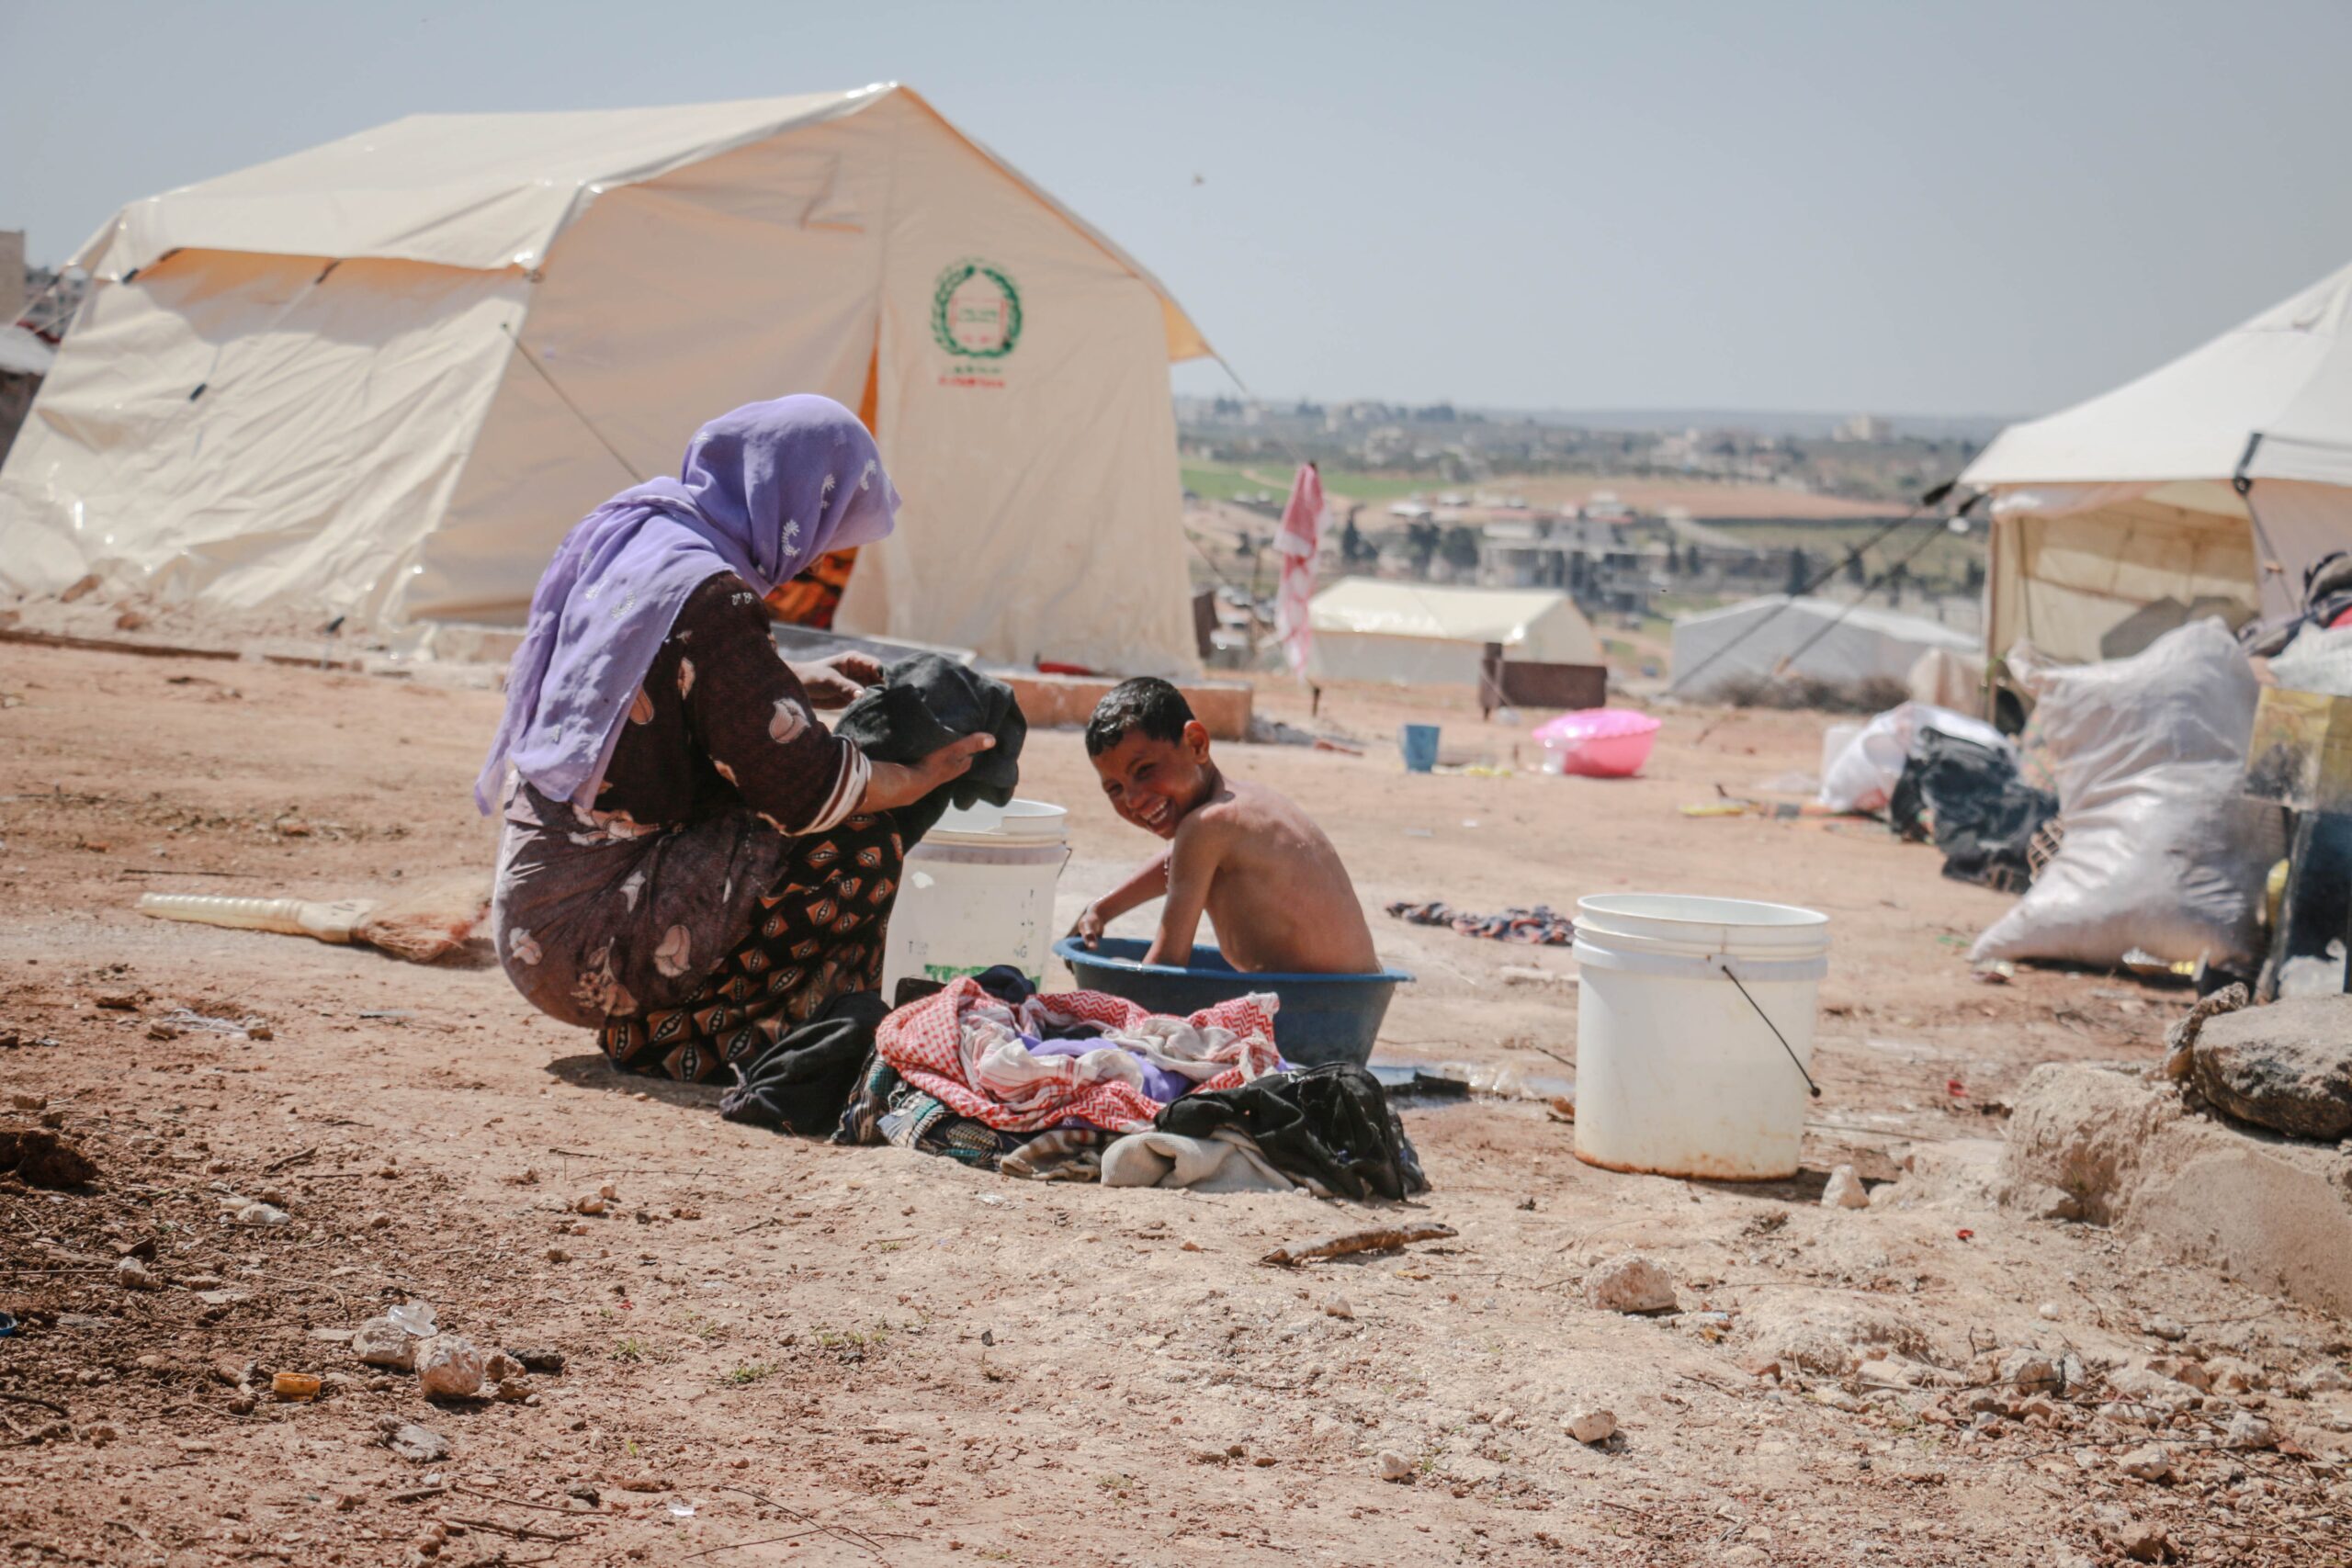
[1834,412,1895,443]
[0,231,24,323]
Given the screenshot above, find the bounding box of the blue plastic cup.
[1399,723,1440,773]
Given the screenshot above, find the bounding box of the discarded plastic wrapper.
[386,1300,437,1337]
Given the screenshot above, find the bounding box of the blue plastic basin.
[1052,936,1413,1068]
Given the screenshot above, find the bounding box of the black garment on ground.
[837,655,1026,845]
[1887,729,2058,895]
[718,990,891,1134]
[1155,1062,1430,1201]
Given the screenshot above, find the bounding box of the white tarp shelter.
[1670,594,1979,700]
[0,85,1212,673]
[1306,579,1602,685]
[1961,259,2352,664]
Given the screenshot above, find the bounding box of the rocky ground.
[3,640,2349,1566]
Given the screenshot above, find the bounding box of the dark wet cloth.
[1385,899,1575,946]
[718,990,891,1134]
[1888,729,2058,896]
[836,654,1026,844]
[1155,1062,1429,1201]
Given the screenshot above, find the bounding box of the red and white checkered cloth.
[876,978,1283,1134]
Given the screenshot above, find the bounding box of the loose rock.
[573,1195,606,1216]
[1821,1165,1870,1209]
[508,1347,568,1374]
[1563,1407,1616,1445]
[353,1315,416,1371]
[2189,993,2352,1140]
[1323,1295,1354,1321]
[114,1257,157,1292]
[2116,1444,2174,1483]
[376,1416,449,1464]
[2118,1520,2172,1563]
[415,1335,489,1401]
[2223,1412,2278,1451]
[0,1128,100,1189]
[1375,1450,1413,1482]
[235,1201,289,1227]
[1583,1253,1677,1314]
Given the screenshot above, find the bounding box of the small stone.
[573,1196,606,1217]
[547,1247,571,1263]
[2038,1302,2062,1321]
[353,1316,416,1371]
[115,1257,158,1292]
[1999,1352,2061,1393]
[271,1371,322,1402]
[2297,1362,2352,1393]
[8,1093,43,1111]
[2143,1315,2187,1342]
[508,1347,568,1374]
[2119,1519,2171,1562]
[2223,1412,2278,1450]
[1376,1450,1413,1483]
[1323,1295,1354,1321]
[376,1416,449,1464]
[598,1182,617,1201]
[616,1474,665,1494]
[1821,1165,1870,1210]
[79,1422,119,1448]
[494,1376,533,1403]
[1181,1240,1202,1252]
[1563,1407,1616,1445]
[1583,1253,1677,1314]
[2117,1444,2174,1483]
[236,1201,288,1227]
[415,1335,489,1401]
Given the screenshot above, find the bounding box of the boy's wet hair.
[1085,677,1195,758]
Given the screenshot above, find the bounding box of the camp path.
[2,641,2346,1566]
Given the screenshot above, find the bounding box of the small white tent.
[1307,579,1603,685]
[0,85,1211,673]
[1670,594,1978,700]
[1961,259,2352,663]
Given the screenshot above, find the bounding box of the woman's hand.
[789,652,883,710]
[855,733,996,814]
[1069,902,1106,950]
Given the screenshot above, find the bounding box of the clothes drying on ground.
[1385,899,1576,946]
[1886,730,2059,896]
[718,990,891,1134]
[1156,1062,1428,1201]
[875,976,1283,1134]
[835,654,1027,845]
[1100,1128,1324,1194]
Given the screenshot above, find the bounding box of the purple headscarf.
[474,395,899,813]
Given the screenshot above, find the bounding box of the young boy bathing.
[1071,678,1379,975]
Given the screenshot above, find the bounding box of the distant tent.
[1307,579,1603,685]
[1670,594,1978,701]
[0,85,1210,673]
[1961,259,2352,663]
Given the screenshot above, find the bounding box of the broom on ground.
[136,874,492,964]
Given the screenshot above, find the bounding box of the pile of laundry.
[1385,899,1575,946]
[715,967,1426,1201]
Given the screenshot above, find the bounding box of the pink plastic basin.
[1533,708,1661,778]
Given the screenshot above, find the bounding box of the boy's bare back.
[1167,774,1377,974]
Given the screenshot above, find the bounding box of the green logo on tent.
[931,259,1023,359]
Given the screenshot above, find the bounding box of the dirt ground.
[4,641,2350,1567]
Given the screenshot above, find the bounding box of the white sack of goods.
[1971,619,2278,970]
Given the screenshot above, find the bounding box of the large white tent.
[1670,594,1978,700]
[1961,259,2352,663]
[0,85,1211,673]
[1306,579,1602,685]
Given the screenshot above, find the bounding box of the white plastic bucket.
[1572,893,1830,1180]
[881,798,1069,994]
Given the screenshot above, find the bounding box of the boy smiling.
[1073,678,1377,974]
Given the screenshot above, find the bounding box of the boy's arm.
[1143,822,1218,968]
[1070,848,1171,948]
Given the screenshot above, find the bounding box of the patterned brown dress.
[490,573,903,1083]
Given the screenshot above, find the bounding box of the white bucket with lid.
[1572,893,1830,1180]
[881,798,1069,995]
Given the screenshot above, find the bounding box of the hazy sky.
[6,1,2349,418]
